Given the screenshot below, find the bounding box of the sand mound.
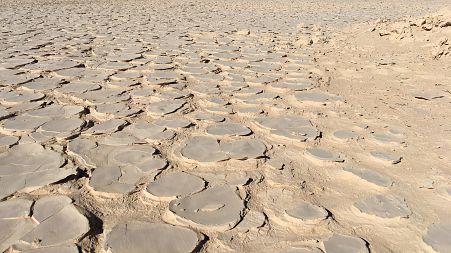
[370,9,451,58]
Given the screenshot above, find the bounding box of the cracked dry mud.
[1,0,451,252]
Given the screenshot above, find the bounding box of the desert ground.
[1,0,451,252]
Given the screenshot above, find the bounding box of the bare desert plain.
[1,0,451,252]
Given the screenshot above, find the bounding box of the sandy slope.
[308,9,451,253]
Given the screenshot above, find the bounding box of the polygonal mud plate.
[21,77,62,91]
[147,171,206,201]
[181,136,229,163]
[0,135,19,151]
[423,222,451,253]
[323,234,369,253]
[333,130,358,141]
[240,92,279,104]
[343,167,393,187]
[0,196,89,252]
[0,202,31,245]
[191,72,224,82]
[26,105,84,118]
[153,64,175,71]
[97,61,132,71]
[0,90,45,106]
[234,86,263,96]
[153,56,173,65]
[255,116,319,141]
[189,84,221,95]
[204,105,233,115]
[147,73,181,86]
[207,123,252,136]
[153,70,183,80]
[99,148,165,183]
[146,100,186,116]
[6,101,45,115]
[57,81,101,94]
[38,118,85,134]
[66,138,98,167]
[234,210,266,232]
[0,70,38,86]
[1,115,51,133]
[89,166,140,194]
[370,151,402,164]
[68,138,167,194]
[154,118,192,129]
[124,122,175,141]
[413,91,445,100]
[105,222,202,253]
[31,118,85,141]
[31,60,81,72]
[84,119,128,135]
[167,185,245,231]
[111,70,142,79]
[195,171,251,187]
[93,102,140,119]
[0,58,36,69]
[67,138,162,171]
[267,159,285,170]
[107,79,141,90]
[205,97,228,106]
[0,107,12,120]
[158,90,192,100]
[233,106,264,116]
[284,201,329,224]
[77,89,129,104]
[371,132,405,145]
[220,139,266,159]
[98,132,146,146]
[192,112,225,122]
[0,143,71,199]
[21,196,89,247]
[130,87,156,99]
[305,148,344,163]
[354,195,411,219]
[113,147,164,169]
[258,188,328,227]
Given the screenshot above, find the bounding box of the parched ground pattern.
[1,0,450,252]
